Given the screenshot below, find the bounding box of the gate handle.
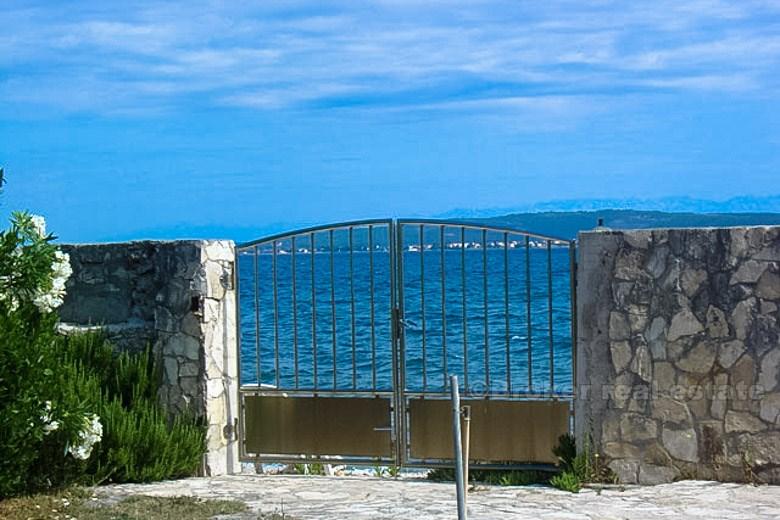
[373,426,392,432]
[398,318,419,330]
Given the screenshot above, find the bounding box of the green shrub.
[0,210,204,496]
[550,470,581,493]
[56,332,206,484]
[549,433,616,493]
[0,212,93,497]
[426,467,548,486]
[552,433,577,471]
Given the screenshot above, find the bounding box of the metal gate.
[236,219,576,468]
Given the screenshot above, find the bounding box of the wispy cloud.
[1,0,779,116]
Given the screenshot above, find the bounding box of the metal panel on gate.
[407,399,569,464]
[243,395,393,458]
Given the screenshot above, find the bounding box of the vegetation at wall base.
[550,433,617,493]
[0,328,206,496]
[425,434,616,493]
[58,332,207,486]
[0,488,251,520]
[426,467,549,486]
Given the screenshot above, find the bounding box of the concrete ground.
[96,475,780,519]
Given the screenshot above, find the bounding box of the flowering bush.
[0,212,102,496]
[0,209,204,496]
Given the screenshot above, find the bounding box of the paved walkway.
[97,475,780,519]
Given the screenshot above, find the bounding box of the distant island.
[481,209,780,240]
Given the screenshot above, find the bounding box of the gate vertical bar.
[419,224,427,392]
[272,240,280,388]
[253,245,261,386]
[330,230,337,389]
[393,221,406,466]
[292,237,299,389]
[547,240,554,392]
[349,227,357,390]
[503,232,510,394]
[525,235,532,393]
[310,232,317,391]
[441,225,448,386]
[368,225,376,390]
[482,229,489,393]
[461,226,468,392]
[387,223,406,465]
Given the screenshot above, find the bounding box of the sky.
[1,0,779,242]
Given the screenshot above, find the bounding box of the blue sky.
[1,1,779,242]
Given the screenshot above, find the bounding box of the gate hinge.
[223,418,238,441]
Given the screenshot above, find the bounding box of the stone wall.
[576,226,780,485]
[59,240,239,476]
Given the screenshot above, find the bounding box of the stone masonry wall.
[59,240,239,476]
[576,226,780,485]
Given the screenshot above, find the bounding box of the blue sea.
[238,246,573,396]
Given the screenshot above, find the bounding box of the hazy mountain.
[95,208,780,245]
[482,209,780,240]
[438,195,780,219]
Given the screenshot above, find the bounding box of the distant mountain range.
[99,206,780,244]
[480,209,780,240]
[437,195,780,219]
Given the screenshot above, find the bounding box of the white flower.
[68,414,102,460]
[30,215,46,237]
[41,401,60,434]
[32,250,71,313]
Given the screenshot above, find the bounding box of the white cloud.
[0,0,778,116]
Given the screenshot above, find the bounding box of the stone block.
[651,396,692,425]
[759,393,780,424]
[615,248,646,281]
[609,459,639,484]
[179,361,200,377]
[603,442,641,459]
[675,340,716,374]
[653,362,676,391]
[718,340,745,369]
[731,298,756,341]
[668,308,703,341]
[756,270,780,300]
[661,426,698,462]
[681,268,707,297]
[620,413,658,442]
[630,343,653,383]
[638,463,679,485]
[725,411,766,433]
[609,311,630,341]
[705,305,729,338]
[645,245,669,279]
[610,341,632,374]
[761,299,778,315]
[758,349,780,393]
[730,260,768,285]
[646,316,667,360]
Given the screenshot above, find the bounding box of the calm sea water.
[238,247,573,395]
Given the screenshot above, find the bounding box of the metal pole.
[461,404,471,498]
[450,375,467,520]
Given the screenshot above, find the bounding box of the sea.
[238,246,573,396]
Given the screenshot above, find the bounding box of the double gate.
[236,219,576,468]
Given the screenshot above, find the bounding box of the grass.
[426,467,550,486]
[0,487,295,520]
